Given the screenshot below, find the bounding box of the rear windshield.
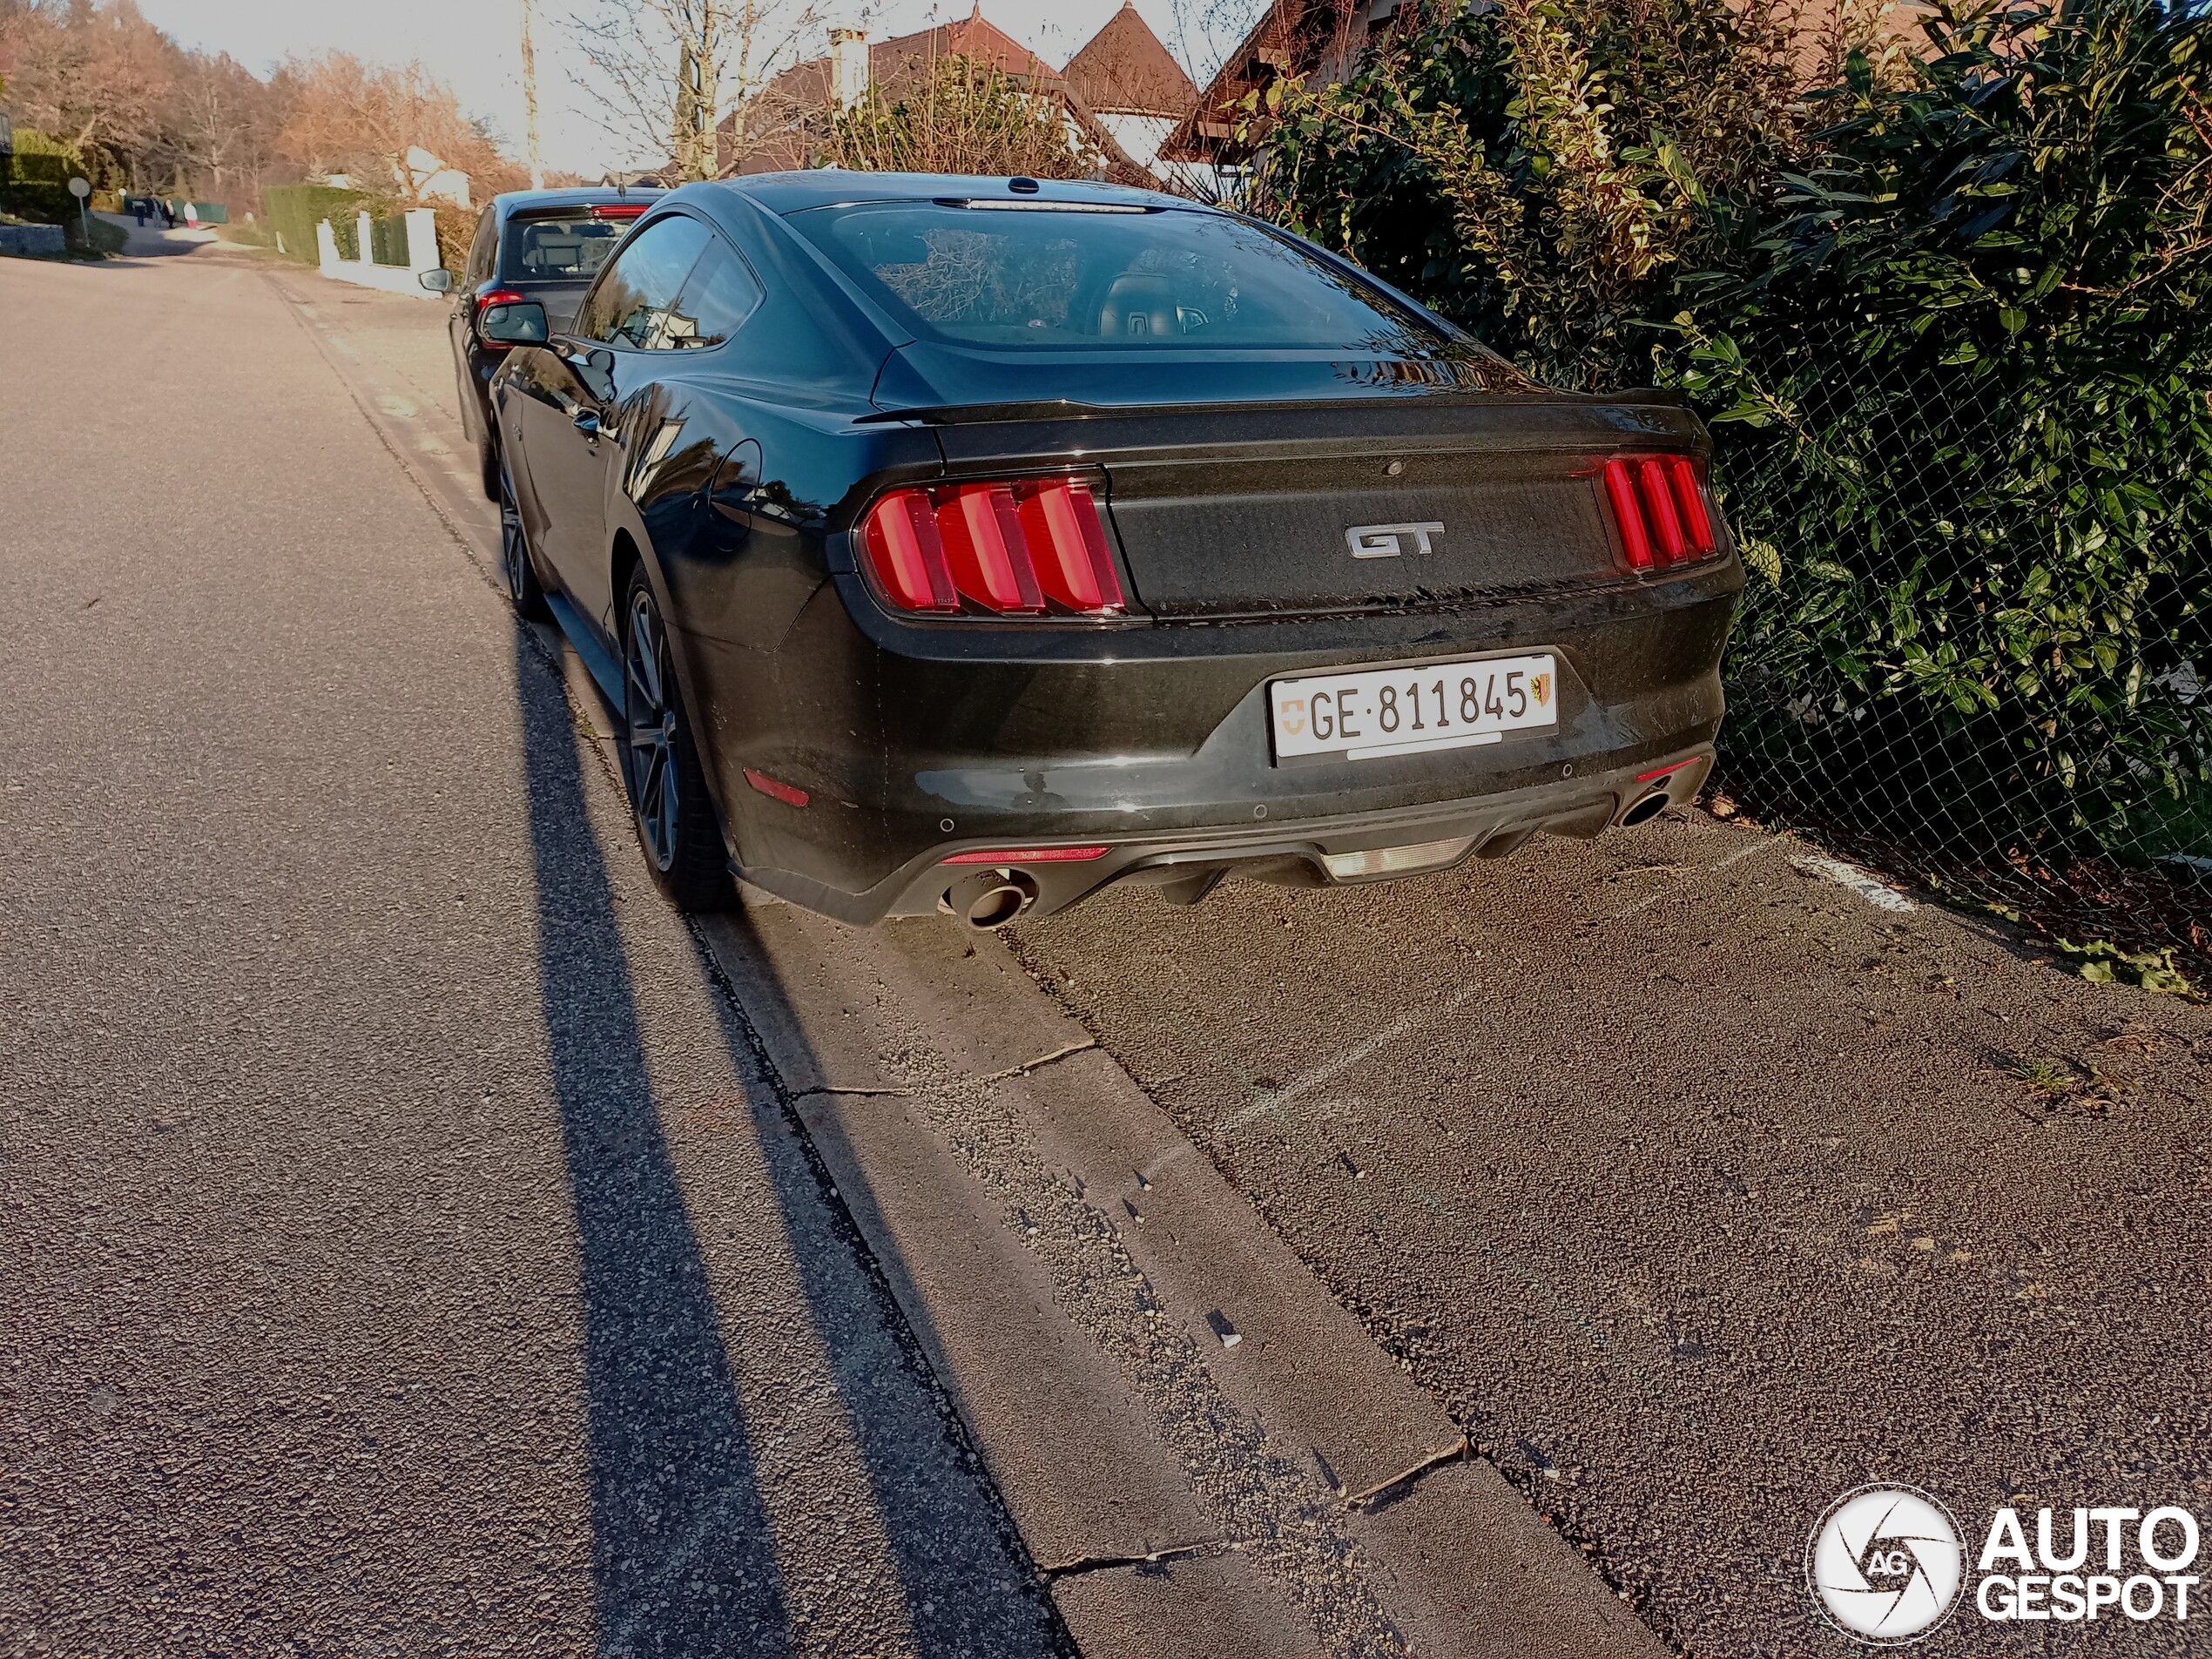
[790,200,1459,354]
[502,214,632,281]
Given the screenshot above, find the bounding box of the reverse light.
[1602,454,1718,572]
[861,480,1125,617]
[941,846,1111,865]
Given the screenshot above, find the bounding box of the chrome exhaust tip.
[943,867,1039,929]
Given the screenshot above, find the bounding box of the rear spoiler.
[855,388,1695,428]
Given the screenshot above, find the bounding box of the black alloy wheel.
[619,566,732,912]
[499,465,550,621]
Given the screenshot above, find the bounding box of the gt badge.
[1345,522,1446,559]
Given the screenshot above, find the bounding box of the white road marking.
[1792,853,1916,913]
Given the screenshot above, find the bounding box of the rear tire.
[499,465,551,622]
[479,435,501,502]
[619,564,732,913]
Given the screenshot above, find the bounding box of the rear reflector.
[1602,455,1718,571]
[1635,757,1702,784]
[862,480,1125,617]
[743,768,809,807]
[941,846,1110,865]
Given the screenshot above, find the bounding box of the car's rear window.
[790,200,1458,354]
[502,214,632,281]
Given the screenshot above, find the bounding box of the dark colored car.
[422,186,664,498]
[490,172,1743,927]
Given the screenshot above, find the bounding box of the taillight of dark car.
[860,479,1126,617]
[1602,454,1719,571]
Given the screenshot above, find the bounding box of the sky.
[142,0,1262,179]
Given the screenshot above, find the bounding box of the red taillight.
[860,480,1126,617]
[1602,454,1718,572]
[942,846,1111,865]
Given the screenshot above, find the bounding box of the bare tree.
[0,0,176,167]
[273,53,524,200]
[157,50,278,201]
[820,53,1103,179]
[564,0,821,179]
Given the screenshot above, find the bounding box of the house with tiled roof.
[725,5,1067,175]
[1162,0,1383,168]
[1062,1,1206,192]
[725,3,1202,189]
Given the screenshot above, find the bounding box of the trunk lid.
[924,395,1709,619]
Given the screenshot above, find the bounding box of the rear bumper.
[705,552,1740,926]
[880,745,1714,921]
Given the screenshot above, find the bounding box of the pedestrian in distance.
[132,197,148,227]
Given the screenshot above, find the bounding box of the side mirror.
[419,268,455,294]
[480,300,550,345]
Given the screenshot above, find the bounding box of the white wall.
[316,206,443,299]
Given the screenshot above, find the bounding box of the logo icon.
[1806,1486,1965,1646]
[1530,672,1551,707]
[1345,522,1446,559]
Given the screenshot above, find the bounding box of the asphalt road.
[0,248,1059,1657]
[1010,807,2212,1656]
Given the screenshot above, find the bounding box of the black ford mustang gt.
[491,172,1743,927]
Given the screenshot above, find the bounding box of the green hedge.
[368,212,409,266]
[1249,0,2210,965]
[1,127,84,225]
[261,183,365,264]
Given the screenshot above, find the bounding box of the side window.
[572,215,711,349]
[464,209,496,282]
[664,239,765,349]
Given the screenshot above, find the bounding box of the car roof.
[491,187,668,219]
[708,172,1190,217]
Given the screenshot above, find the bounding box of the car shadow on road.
[516,628,794,1654]
[515,624,1062,1659]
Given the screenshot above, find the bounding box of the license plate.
[1271,652,1559,763]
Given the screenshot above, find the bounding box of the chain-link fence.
[1700,318,2211,993]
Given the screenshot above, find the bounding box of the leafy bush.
[1680,0,2211,865]
[1250,0,2212,957]
[822,54,1102,179]
[261,182,365,264]
[1242,0,1821,388]
[0,125,84,224]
